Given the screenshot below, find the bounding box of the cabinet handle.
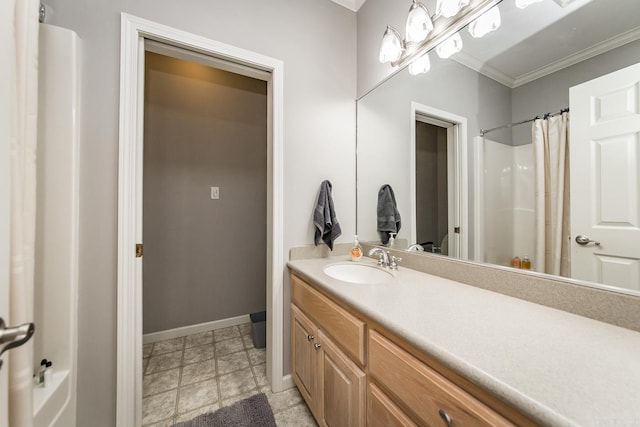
[314,343,322,350]
[438,409,452,427]
[307,334,314,341]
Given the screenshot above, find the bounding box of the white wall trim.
[142,315,251,344]
[410,103,468,258]
[473,136,485,262]
[281,374,295,390]
[454,26,640,89]
[117,13,284,427]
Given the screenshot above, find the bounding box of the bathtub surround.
[32,24,80,427]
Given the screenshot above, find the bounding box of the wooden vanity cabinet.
[291,276,366,426]
[290,272,531,427]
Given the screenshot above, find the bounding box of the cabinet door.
[291,304,318,414]
[317,330,366,427]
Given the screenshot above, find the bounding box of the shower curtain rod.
[480,107,569,137]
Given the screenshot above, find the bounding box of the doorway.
[140,49,268,424]
[415,120,449,254]
[117,14,284,427]
[410,103,468,259]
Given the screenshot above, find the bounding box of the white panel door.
[570,62,640,291]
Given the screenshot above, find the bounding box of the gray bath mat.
[171,393,276,427]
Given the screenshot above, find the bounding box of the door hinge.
[136,243,143,258]
[454,227,460,234]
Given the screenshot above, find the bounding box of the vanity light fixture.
[436,0,471,18]
[515,0,544,8]
[468,5,501,38]
[406,0,434,43]
[379,0,501,70]
[408,52,431,75]
[379,26,404,63]
[436,33,464,58]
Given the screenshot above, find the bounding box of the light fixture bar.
[391,0,503,68]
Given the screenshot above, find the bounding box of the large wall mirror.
[357,0,640,295]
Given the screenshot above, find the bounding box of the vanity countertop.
[287,256,640,427]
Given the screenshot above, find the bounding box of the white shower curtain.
[2,0,39,425]
[533,112,570,277]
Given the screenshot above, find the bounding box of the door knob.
[575,235,600,246]
[0,317,35,371]
[314,343,322,350]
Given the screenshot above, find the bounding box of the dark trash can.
[250,311,266,349]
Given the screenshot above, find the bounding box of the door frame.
[117,14,284,426]
[410,102,468,258]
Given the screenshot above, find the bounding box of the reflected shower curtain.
[533,112,570,276]
[2,0,39,425]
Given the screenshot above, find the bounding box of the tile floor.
[142,323,318,426]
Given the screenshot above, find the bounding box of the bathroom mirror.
[356,0,640,294]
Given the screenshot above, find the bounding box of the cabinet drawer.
[369,330,513,427]
[368,382,417,427]
[291,274,366,365]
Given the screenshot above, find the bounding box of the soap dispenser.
[350,235,363,261]
[387,233,396,248]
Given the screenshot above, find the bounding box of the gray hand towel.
[314,180,342,250]
[377,184,401,245]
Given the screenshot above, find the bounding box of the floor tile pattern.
[143,323,317,426]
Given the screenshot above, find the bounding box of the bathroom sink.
[323,263,393,284]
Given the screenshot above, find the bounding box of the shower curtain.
[2,0,39,425]
[533,112,570,276]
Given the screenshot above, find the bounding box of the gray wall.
[45,1,356,425]
[142,52,267,334]
[356,0,408,97]
[510,39,640,145]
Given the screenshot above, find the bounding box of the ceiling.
[333,0,640,88]
[457,0,640,87]
[330,0,367,12]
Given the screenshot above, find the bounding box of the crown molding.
[511,26,640,88]
[453,52,516,88]
[452,26,640,89]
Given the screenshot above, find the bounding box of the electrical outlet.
[211,186,219,200]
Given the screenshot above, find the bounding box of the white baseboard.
[143,314,251,344]
[281,374,295,390]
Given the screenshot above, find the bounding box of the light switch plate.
[211,186,219,200]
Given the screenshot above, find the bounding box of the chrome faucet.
[368,247,389,267]
[368,247,402,270]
